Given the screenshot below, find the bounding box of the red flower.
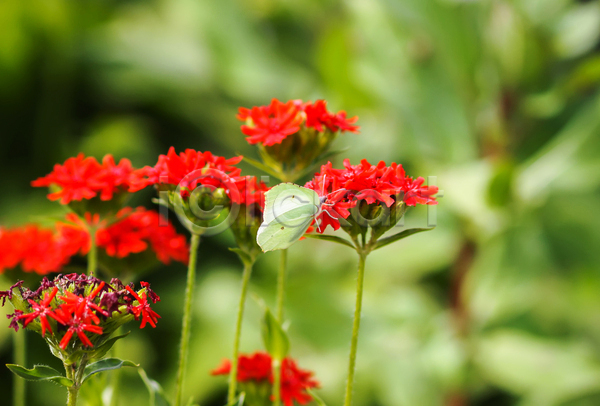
[56,208,189,265]
[134,147,243,201]
[55,301,104,350]
[212,351,319,406]
[58,282,108,325]
[17,287,64,336]
[32,153,141,205]
[303,100,359,133]
[2,274,162,350]
[234,176,270,208]
[211,352,272,381]
[0,225,73,275]
[237,99,359,147]
[125,286,161,328]
[305,159,438,233]
[94,155,137,201]
[281,358,319,406]
[238,99,304,146]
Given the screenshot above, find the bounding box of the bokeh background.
[1,0,600,405]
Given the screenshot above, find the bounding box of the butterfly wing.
[257,184,320,252]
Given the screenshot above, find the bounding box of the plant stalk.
[343,251,368,406]
[272,358,282,406]
[276,249,287,323]
[64,362,79,406]
[227,259,254,404]
[87,226,97,277]
[13,332,25,406]
[271,248,288,406]
[174,233,201,406]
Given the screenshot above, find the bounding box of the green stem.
[174,233,201,406]
[227,259,254,404]
[272,358,282,406]
[276,249,287,323]
[109,327,123,406]
[343,251,368,406]
[272,249,287,406]
[13,332,25,406]
[87,226,97,277]
[65,363,79,406]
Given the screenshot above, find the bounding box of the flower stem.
[109,326,123,406]
[272,358,282,406]
[343,251,368,406]
[276,248,287,323]
[87,226,97,277]
[13,332,25,406]
[174,233,201,406]
[64,363,79,406]
[227,259,254,404]
[272,248,287,406]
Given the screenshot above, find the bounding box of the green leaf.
[304,233,356,249]
[229,247,254,267]
[90,332,131,360]
[306,388,327,406]
[372,228,434,251]
[138,368,172,406]
[261,308,290,361]
[6,364,73,387]
[242,156,282,180]
[82,358,138,384]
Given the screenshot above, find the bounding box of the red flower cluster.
[132,147,244,200]
[0,209,188,275]
[212,351,319,406]
[237,98,359,146]
[32,154,142,205]
[0,225,74,275]
[2,274,160,350]
[57,207,189,265]
[234,176,270,208]
[305,159,438,233]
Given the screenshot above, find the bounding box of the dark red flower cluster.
[57,207,189,265]
[304,159,438,233]
[132,147,244,201]
[32,154,142,205]
[2,274,160,350]
[211,351,319,406]
[0,225,74,275]
[237,98,359,146]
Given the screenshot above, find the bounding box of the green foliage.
[82,358,138,384]
[1,0,600,404]
[261,308,290,362]
[6,364,73,387]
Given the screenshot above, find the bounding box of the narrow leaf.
[242,156,282,179]
[139,368,172,406]
[307,388,327,406]
[261,308,290,361]
[90,332,131,360]
[372,228,434,251]
[228,248,253,267]
[6,364,73,387]
[82,358,138,383]
[304,233,356,249]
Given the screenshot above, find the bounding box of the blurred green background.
[1,0,600,405]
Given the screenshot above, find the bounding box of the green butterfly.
[256,183,324,252]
